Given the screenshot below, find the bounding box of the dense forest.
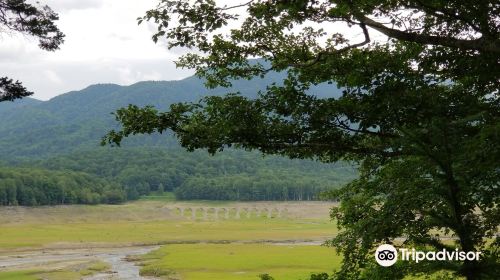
[17,148,354,203]
[175,175,332,201]
[0,167,125,206]
[0,75,339,158]
[0,78,354,206]
[2,148,354,205]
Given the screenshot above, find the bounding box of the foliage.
[0,0,64,102]
[0,78,341,158]
[0,77,33,102]
[0,80,353,205]
[103,1,500,279]
[0,167,125,206]
[259,274,275,280]
[175,174,333,201]
[309,273,330,280]
[26,148,354,202]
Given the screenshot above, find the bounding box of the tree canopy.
[104,1,499,279]
[0,0,64,102]
[0,166,126,206]
[3,147,353,205]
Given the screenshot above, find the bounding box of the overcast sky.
[1,0,195,100]
[2,0,370,101]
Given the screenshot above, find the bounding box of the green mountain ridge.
[0,73,352,205]
[0,73,342,158]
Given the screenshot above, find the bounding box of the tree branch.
[290,23,371,68]
[355,14,500,54]
[220,1,255,11]
[411,0,482,34]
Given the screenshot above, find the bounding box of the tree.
[0,0,64,102]
[103,1,499,279]
[157,182,165,195]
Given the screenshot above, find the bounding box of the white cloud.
[1,0,371,101]
[2,58,192,99]
[1,0,193,100]
[0,37,41,63]
[41,0,104,12]
[44,70,63,85]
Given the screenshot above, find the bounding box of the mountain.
[0,72,343,158]
[0,72,353,205]
[0,97,44,115]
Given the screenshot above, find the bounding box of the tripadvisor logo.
[375,244,482,267]
[375,244,398,267]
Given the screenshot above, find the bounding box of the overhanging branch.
[356,14,500,54]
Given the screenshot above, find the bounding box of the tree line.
[0,167,126,206]
[5,147,355,205]
[174,175,331,201]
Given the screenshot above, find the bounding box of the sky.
[1,0,368,101]
[1,0,195,100]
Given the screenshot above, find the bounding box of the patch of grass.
[0,200,337,251]
[139,244,342,280]
[0,271,40,280]
[139,192,177,202]
[78,260,112,276]
[0,260,112,280]
[0,201,341,279]
[404,271,464,280]
[86,260,111,272]
[0,218,336,250]
[36,270,83,280]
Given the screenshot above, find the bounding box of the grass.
[86,261,111,272]
[0,201,465,280]
[138,193,231,206]
[0,219,337,250]
[138,192,177,202]
[0,200,336,251]
[0,200,339,280]
[138,244,342,280]
[0,271,40,280]
[0,260,111,280]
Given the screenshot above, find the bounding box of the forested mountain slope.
[0,73,353,204]
[0,73,341,158]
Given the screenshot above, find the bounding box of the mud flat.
[0,246,158,279]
